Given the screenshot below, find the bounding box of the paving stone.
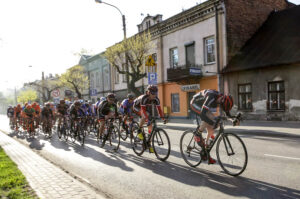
[0,132,106,199]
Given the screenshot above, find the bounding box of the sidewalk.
[158,118,300,136]
[0,131,106,199]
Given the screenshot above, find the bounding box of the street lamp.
[95,0,130,92]
[95,0,126,39]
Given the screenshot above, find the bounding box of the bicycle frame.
[194,115,236,157]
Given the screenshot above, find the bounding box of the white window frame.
[169,47,178,68]
[204,36,216,65]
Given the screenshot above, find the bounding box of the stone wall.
[225,64,300,121]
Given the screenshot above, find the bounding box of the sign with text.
[148,72,157,85]
[181,84,200,92]
[65,90,73,97]
[189,68,202,75]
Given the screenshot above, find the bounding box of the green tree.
[25,77,61,103]
[59,65,88,99]
[17,89,37,104]
[105,32,153,96]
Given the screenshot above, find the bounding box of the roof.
[223,5,300,73]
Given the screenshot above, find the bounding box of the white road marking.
[264,154,300,160]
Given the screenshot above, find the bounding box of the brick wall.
[225,0,289,61]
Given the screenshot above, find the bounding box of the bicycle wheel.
[152,128,171,161]
[119,121,128,141]
[63,127,68,141]
[57,126,62,139]
[180,130,202,167]
[129,122,139,141]
[76,125,85,146]
[131,127,145,156]
[216,133,248,176]
[107,125,120,151]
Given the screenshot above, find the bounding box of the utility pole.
[42,71,45,104]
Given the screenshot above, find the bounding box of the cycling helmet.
[45,102,51,107]
[147,85,158,94]
[74,100,81,106]
[106,93,116,99]
[221,95,233,112]
[8,105,12,108]
[60,99,65,104]
[27,105,32,109]
[127,94,134,100]
[100,97,106,101]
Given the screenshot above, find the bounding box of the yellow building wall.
[158,76,218,117]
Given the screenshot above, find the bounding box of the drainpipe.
[215,2,221,92]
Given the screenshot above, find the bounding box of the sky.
[0,0,299,93]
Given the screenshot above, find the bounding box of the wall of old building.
[225,64,300,121]
[224,0,289,61]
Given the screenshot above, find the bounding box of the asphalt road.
[1,115,300,199]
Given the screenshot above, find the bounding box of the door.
[188,92,196,119]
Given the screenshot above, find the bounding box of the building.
[140,0,291,118]
[223,6,300,121]
[79,53,112,103]
[76,0,292,117]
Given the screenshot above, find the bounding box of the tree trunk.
[128,79,142,96]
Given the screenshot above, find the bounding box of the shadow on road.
[114,151,300,199]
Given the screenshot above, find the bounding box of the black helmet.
[106,93,116,99]
[147,85,158,94]
[74,100,81,106]
[127,93,134,100]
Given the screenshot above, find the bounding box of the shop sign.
[181,84,200,92]
[189,68,202,75]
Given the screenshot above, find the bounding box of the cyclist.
[56,99,69,130]
[119,94,135,133]
[41,102,54,131]
[7,105,15,126]
[32,102,41,128]
[69,100,85,128]
[97,93,119,143]
[190,89,234,164]
[133,85,166,152]
[24,104,36,132]
[14,104,22,130]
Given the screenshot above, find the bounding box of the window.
[96,72,100,87]
[146,21,151,29]
[152,53,157,62]
[268,81,285,111]
[113,67,119,84]
[171,93,180,113]
[238,84,252,110]
[122,64,127,83]
[90,73,94,88]
[185,42,195,67]
[204,36,216,64]
[169,48,178,68]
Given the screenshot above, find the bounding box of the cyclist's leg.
[98,118,105,140]
[198,111,215,145]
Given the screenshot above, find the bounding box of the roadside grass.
[0,147,38,199]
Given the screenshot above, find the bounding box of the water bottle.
[207,135,215,149]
